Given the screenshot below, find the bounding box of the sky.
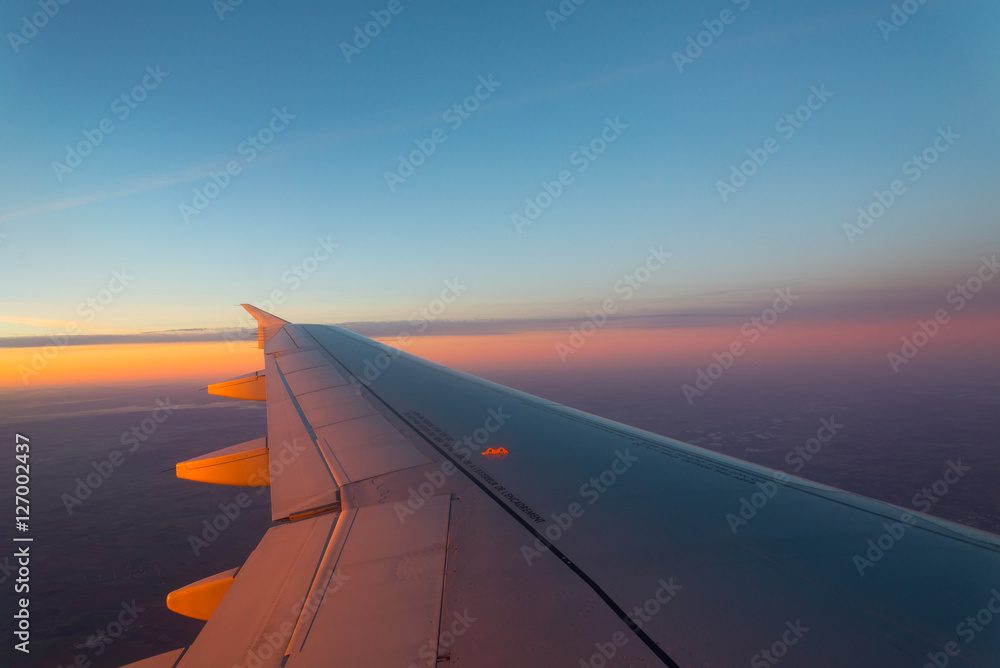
[0,0,998,386]
[1,5,999,665]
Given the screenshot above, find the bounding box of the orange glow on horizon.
[0,341,262,387]
[2,312,997,388]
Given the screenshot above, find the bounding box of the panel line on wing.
[269,357,342,491]
[284,506,358,657]
[236,517,336,665]
[432,493,457,663]
[308,410,380,431]
[274,349,327,373]
[296,325,682,668]
[271,329,433,495]
[283,496,452,666]
[318,435,348,487]
[289,385,347,399]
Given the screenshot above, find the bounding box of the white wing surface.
[125,305,1000,668]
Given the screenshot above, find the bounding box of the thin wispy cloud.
[0,327,254,348]
[0,168,208,225]
[0,64,654,227]
[0,315,99,329]
[2,282,997,348]
[0,399,261,424]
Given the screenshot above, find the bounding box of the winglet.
[241,304,290,349]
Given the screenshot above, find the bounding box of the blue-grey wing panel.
[300,323,1000,668]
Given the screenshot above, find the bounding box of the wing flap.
[173,494,453,668]
[285,495,452,666]
[176,512,338,668]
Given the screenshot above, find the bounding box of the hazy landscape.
[3,361,998,667]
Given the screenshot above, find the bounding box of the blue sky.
[1,0,998,335]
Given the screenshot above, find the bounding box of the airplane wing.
[125,305,1000,667]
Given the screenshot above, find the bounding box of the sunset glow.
[0,341,261,387]
[5,312,995,388]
